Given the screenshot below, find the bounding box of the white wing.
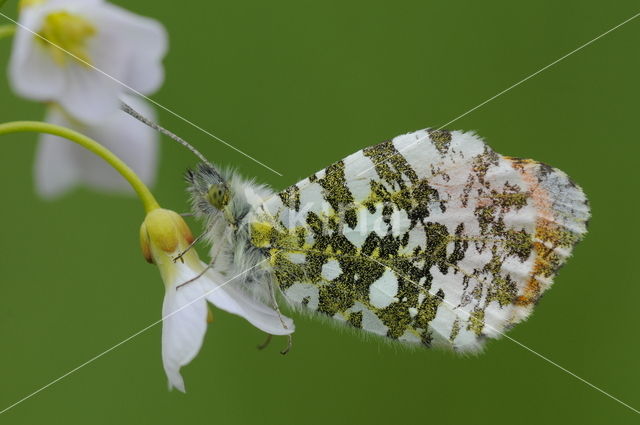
[250,129,589,351]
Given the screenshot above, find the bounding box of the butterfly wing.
[250,129,590,351]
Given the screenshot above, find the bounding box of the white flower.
[9,0,167,124]
[34,93,159,198]
[139,209,295,392]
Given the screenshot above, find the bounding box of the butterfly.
[182,128,590,352]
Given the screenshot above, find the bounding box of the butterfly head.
[206,183,230,210]
[185,162,232,218]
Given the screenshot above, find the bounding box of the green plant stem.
[0,121,160,213]
[0,24,15,40]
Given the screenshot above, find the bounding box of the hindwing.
[249,129,589,351]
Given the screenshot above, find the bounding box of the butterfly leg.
[256,334,272,350]
[173,232,204,263]
[280,335,292,356]
[176,255,216,290]
[256,333,291,354]
[267,278,293,355]
[173,221,218,263]
[175,227,228,289]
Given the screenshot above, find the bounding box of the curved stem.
[0,121,160,213]
[0,24,15,40]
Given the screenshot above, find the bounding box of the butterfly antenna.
[120,101,214,169]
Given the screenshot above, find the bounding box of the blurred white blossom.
[35,93,159,198]
[9,0,167,123]
[7,0,168,197]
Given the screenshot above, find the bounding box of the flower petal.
[34,107,81,199]
[58,65,122,124]
[8,7,65,101]
[75,94,159,191]
[92,3,168,94]
[161,275,209,393]
[46,0,104,7]
[204,267,295,336]
[34,96,159,199]
[11,0,167,122]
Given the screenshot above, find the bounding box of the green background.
[0,0,638,424]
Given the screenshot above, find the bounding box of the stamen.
[36,11,96,66]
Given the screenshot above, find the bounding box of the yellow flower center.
[36,11,97,66]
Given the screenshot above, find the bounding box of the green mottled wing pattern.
[249,129,590,351]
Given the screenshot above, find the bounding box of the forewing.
[250,129,589,351]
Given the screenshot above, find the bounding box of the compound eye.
[206,183,230,209]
